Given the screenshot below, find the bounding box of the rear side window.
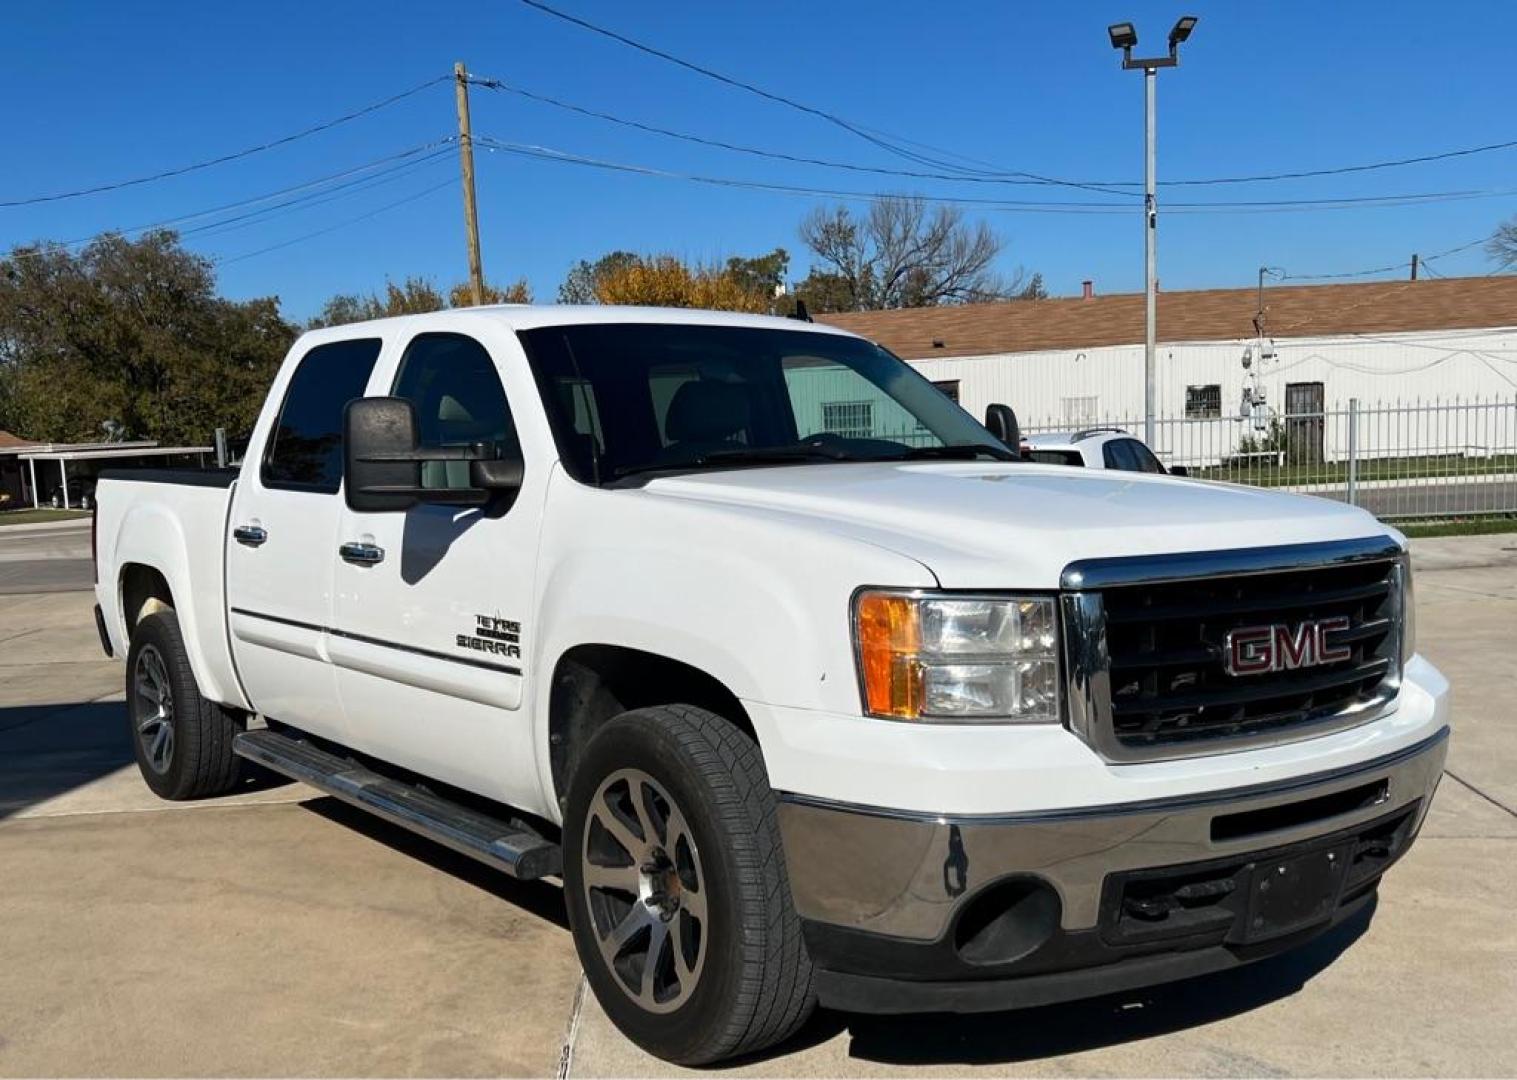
[262,338,382,493]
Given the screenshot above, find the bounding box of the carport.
[18,444,212,509]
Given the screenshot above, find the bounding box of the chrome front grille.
[1061,537,1405,763]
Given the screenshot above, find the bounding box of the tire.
[126,609,244,800]
[49,493,60,509]
[563,705,815,1066]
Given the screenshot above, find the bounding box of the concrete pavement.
[0,532,1513,1076]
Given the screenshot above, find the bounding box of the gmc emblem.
[1224,617,1352,676]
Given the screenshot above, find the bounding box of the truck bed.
[93,469,250,711]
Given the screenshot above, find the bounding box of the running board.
[233,729,561,880]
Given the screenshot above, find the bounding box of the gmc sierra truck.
[92,306,1449,1065]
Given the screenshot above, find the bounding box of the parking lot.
[1,520,1514,1077]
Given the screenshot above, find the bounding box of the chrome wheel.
[133,644,175,775]
[581,768,708,1013]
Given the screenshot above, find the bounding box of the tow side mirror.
[984,403,1020,448]
[343,397,523,513]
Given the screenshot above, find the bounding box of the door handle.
[339,541,385,566]
[233,525,267,547]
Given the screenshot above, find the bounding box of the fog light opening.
[952,876,1061,967]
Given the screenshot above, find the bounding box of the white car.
[91,306,1447,1065]
[1022,426,1183,474]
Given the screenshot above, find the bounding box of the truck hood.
[641,462,1395,588]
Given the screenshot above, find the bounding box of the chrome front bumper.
[777,726,1447,947]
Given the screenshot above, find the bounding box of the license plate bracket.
[1241,843,1352,942]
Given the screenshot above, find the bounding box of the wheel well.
[548,644,755,808]
[120,564,174,638]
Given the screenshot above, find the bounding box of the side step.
[233,729,562,880]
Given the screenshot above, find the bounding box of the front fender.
[529,478,935,812]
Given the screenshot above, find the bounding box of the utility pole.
[454,61,485,306]
[1108,17,1197,447]
[1410,253,1419,281]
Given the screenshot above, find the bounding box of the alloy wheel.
[581,768,708,1013]
[133,644,175,775]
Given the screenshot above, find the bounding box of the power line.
[214,177,456,266]
[512,0,1129,195]
[1129,137,1517,188]
[475,136,1517,215]
[1279,231,1501,282]
[3,141,454,260]
[468,74,1141,194]
[0,76,449,209]
[475,138,1134,212]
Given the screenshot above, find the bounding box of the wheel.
[563,706,815,1066]
[126,609,244,800]
[49,492,61,508]
[79,493,92,511]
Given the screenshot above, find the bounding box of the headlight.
[852,591,1060,722]
[1400,552,1416,665]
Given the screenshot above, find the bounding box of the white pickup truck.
[92,306,1449,1065]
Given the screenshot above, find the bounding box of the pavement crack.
[1446,769,1517,819]
[555,974,588,1079]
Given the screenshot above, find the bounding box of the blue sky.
[3,1,1513,320]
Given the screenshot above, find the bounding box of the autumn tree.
[558,249,788,312]
[557,251,640,304]
[447,278,532,307]
[794,195,1031,312]
[0,231,294,445]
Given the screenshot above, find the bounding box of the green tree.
[0,231,294,445]
[311,276,534,328]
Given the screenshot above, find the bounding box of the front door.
[226,336,384,742]
[329,329,545,807]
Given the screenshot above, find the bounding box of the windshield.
[518,322,1009,484]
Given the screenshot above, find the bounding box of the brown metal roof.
[816,275,1517,360]
[0,430,38,450]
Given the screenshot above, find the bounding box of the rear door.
[226,337,383,741]
[328,328,546,806]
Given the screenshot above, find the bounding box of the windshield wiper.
[886,444,1020,462]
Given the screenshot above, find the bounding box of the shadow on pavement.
[0,699,288,820]
[825,899,1376,1067]
[0,700,132,820]
[302,795,571,931]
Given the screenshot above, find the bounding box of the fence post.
[1346,398,1360,507]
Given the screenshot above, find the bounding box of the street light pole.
[1144,65,1157,448]
[1108,17,1197,448]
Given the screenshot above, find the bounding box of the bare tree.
[1489,216,1517,271]
[796,196,1028,312]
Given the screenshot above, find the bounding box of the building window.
[1062,396,1098,425]
[932,379,961,404]
[1185,384,1222,419]
[821,401,875,439]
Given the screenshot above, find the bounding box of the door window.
[263,338,383,493]
[391,333,518,490]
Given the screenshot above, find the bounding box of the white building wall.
[905,325,1517,466]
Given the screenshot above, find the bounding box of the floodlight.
[1169,16,1197,47]
[1107,22,1138,50]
